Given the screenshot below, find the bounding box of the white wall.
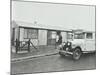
[14,27,19,41]
[19,28,24,41]
[38,30,47,45]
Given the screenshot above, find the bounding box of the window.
[67,32,73,39]
[86,33,93,39]
[74,33,84,39]
[24,28,38,39]
[48,31,56,39]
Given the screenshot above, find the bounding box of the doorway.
[47,30,57,45]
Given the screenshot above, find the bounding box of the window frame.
[86,32,93,39]
[67,32,73,40]
[74,33,85,39]
[24,28,38,39]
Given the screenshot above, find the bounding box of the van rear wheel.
[73,48,82,60]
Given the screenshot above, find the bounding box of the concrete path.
[11,46,59,62]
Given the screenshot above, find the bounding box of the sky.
[12,1,95,31]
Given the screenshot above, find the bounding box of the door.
[85,33,95,51]
[47,30,56,45]
[38,30,47,45]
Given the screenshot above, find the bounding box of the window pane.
[24,29,38,39]
[48,31,56,39]
[51,31,56,39]
[67,32,72,39]
[28,29,38,39]
[86,33,93,39]
[74,33,84,39]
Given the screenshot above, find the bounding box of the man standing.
[56,32,62,49]
[58,34,62,45]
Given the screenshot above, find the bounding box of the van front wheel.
[73,48,82,60]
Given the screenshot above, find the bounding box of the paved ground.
[11,53,96,75]
[11,45,57,60]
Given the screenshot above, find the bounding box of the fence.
[15,39,37,53]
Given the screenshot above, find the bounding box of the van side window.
[86,33,93,39]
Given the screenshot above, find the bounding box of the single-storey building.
[11,21,72,46]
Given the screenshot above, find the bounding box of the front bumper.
[59,50,73,56]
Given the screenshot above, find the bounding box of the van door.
[85,33,95,52]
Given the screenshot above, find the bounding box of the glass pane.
[67,32,73,39]
[86,33,93,39]
[24,29,38,39]
[51,31,56,39]
[74,33,84,39]
[28,29,38,39]
[48,31,56,39]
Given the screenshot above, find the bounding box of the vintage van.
[59,30,96,60]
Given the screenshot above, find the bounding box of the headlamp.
[67,42,70,46]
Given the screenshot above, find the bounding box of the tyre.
[73,48,82,60]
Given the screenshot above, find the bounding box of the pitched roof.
[12,21,95,32]
[12,20,71,32]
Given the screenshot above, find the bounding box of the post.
[16,39,18,53]
[28,39,30,52]
[55,39,56,49]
